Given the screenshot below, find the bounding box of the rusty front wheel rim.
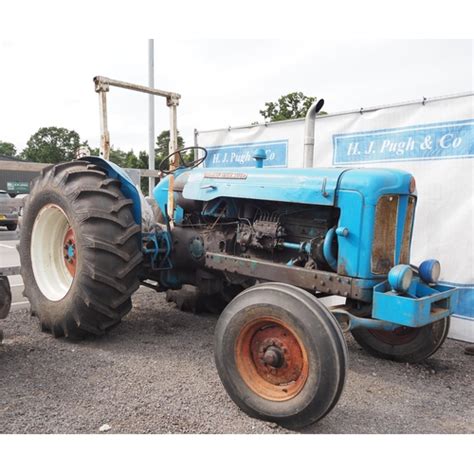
[235,317,309,401]
[368,326,420,345]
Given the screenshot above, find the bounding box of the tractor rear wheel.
[214,282,347,429]
[351,317,450,363]
[0,276,12,321]
[19,160,142,339]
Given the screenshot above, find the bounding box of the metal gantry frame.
[93,75,181,217]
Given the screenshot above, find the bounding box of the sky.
[0,39,472,156]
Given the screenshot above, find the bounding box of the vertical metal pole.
[193,128,199,162]
[167,101,178,220]
[98,89,110,160]
[148,39,155,196]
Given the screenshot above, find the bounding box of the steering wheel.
[159,146,208,175]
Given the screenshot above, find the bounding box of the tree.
[21,127,81,163]
[0,141,17,157]
[259,92,326,122]
[155,130,186,168]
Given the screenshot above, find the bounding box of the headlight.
[419,259,441,284]
[388,264,413,293]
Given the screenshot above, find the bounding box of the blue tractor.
[19,117,457,430]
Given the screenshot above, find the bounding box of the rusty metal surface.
[371,195,398,274]
[97,89,111,160]
[330,305,402,332]
[400,196,416,263]
[205,252,371,301]
[94,76,181,101]
[93,75,181,166]
[235,314,309,401]
[167,103,179,220]
[368,326,420,345]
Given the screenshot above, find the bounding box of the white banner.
[196,93,474,341]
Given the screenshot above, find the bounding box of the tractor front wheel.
[351,317,450,363]
[19,160,142,339]
[214,282,347,429]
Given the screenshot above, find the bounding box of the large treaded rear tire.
[0,276,12,320]
[19,160,142,339]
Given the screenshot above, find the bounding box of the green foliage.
[155,130,193,170]
[88,129,191,172]
[19,127,194,195]
[259,92,326,122]
[0,141,17,157]
[88,146,101,157]
[21,127,81,163]
[155,130,185,162]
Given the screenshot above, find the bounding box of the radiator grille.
[371,195,398,274]
[400,197,416,264]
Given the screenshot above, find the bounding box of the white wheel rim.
[31,204,75,301]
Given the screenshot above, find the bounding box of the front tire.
[351,317,450,363]
[19,160,142,339]
[214,282,347,429]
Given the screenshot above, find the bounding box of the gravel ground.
[1,288,473,434]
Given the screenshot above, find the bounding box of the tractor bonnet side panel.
[181,167,348,206]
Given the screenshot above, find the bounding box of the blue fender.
[79,156,142,225]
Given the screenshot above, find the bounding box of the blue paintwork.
[282,241,311,253]
[337,168,413,205]
[441,281,473,319]
[149,162,457,327]
[323,228,337,271]
[153,168,188,218]
[153,174,170,218]
[66,244,75,259]
[419,259,440,284]
[81,156,142,225]
[282,242,300,251]
[201,197,239,218]
[253,148,267,168]
[142,229,173,271]
[155,166,416,280]
[335,169,415,279]
[174,205,184,224]
[182,167,348,206]
[372,277,458,327]
[388,264,413,293]
[205,140,288,168]
[68,157,458,328]
[333,119,474,165]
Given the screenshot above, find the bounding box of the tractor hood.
[182,167,348,206]
[181,167,414,206]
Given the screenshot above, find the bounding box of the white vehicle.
[14,193,28,229]
[0,190,19,231]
